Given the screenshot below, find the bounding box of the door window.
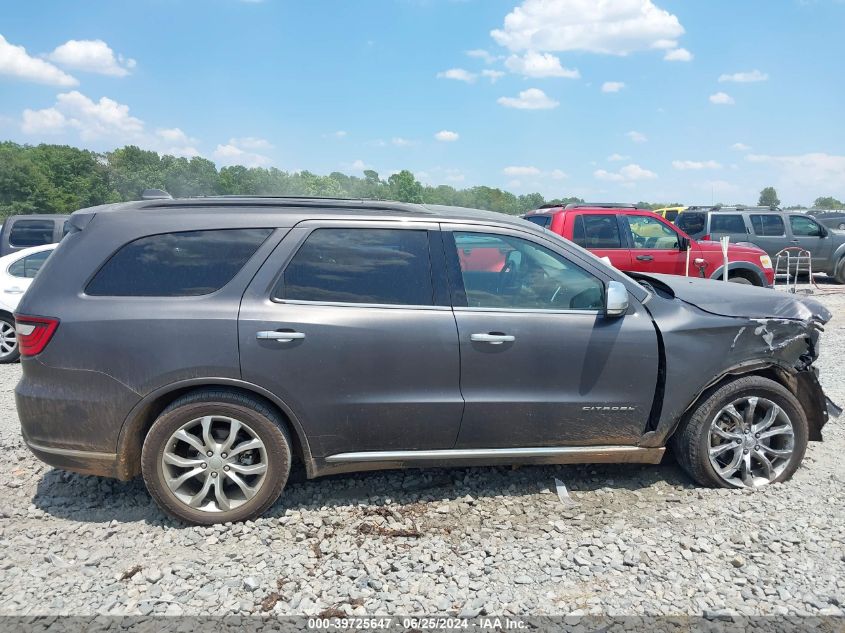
[276,228,434,306]
[790,215,824,237]
[750,214,786,236]
[675,212,706,237]
[8,220,55,247]
[8,250,52,278]
[572,214,623,249]
[627,216,680,249]
[452,232,604,311]
[709,214,746,234]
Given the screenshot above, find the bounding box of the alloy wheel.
[161,415,268,513]
[0,321,17,359]
[708,396,795,487]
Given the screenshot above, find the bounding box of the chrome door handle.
[256,331,306,342]
[4,287,23,294]
[636,255,653,261]
[470,333,515,344]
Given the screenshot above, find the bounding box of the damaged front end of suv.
[632,274,840,466]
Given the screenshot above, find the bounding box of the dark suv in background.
[0,214,69,256]
[675,207,845,283]
[16,197,837,524]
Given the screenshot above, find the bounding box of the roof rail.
[564,202,638,210]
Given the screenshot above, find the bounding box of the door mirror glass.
[605,281,629,317]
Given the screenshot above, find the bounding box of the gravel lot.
[1,287,843,618]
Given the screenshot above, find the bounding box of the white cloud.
[719,70,768,83]
[325,130,347,139]
[626,130,647,143]
[391,137,415,147]
[481,69,505,83]
[434,130,459,142]
[663,47,693,62]
[21,90,144,141]
[213,141,271,167]
[746,153,845,195]
[348,159,371,172]
[608,153,630,161]
[498,88,559,110]
[672,160,722,170]
[550,169,568,180]
[491,0,686,56]
[155,128,200,157]
[48,39,135,77]
[228,136,273,150]
[709,91,735,105]
[731,142,751,151]
[504,51,580,78]
[503,165,541,176]
[0,34,77,86]
[466,49,500,64]
[601,81,625,93]
[594,163,657,182]
[444,169,465,183]
[436,68,476,83]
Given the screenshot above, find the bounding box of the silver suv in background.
[674,207,845,283]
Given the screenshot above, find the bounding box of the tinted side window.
[524,216,551,228]
[277,229,434,306]
[8,220,55,247]
[453,232,604,311]
[664,210,679,222]
[87,229,271,296]
[675,212,706,237]
[8,250,52,278]
[750,214,785,236]
[581,214,622,249]
[709,214,746,234]
[790,215,823,237]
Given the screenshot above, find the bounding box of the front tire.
[141,390,292,524]
[728,276,754,285]
[671,376,808,489]
[834,257,845,284]
[0,315,20,364]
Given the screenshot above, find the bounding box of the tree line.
[1,141,841,218]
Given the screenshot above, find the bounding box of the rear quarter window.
[675,212,706,237]
[524,215,551,228]
[8,220,55,247]
[86,228,272,296]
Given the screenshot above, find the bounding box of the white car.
[0,243,57,363]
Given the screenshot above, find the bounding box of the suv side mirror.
[606,281,629,317]
[677,236,690,251]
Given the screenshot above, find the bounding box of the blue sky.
[1,0,843,205]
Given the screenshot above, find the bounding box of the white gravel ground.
[0,287,843,618]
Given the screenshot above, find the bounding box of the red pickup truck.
[522,204,775,286]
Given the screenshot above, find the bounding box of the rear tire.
[0,315,20,364]
[728,275,754,285]
[834,257,845,284]
[671,376,808,489]
[141,390,292,524]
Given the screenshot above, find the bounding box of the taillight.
[13,315,59,357]
[701,234,711,240]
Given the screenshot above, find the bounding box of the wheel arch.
[115,378,315,481]
[709,262,767,286]
[647,360,824,447]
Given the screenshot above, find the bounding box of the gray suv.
[16,198,838,524]
[675,207,845,282]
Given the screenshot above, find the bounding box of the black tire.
[141,389,292,524]
[728,276,753,285]
[671,376,808,489]
[0,314,20,364]
[834,257,845,285]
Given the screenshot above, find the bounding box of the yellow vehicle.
[653,206,686,222]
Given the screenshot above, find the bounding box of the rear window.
[276,228,434,306]
[675,212,706,237]
[750,214,785,236]
[572,214,622,249]
[524,215,551,228]
[8,220,55,247]
[709,214,746,234]
[86,229,272,296]
[664,210,679,222]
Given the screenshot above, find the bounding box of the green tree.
[758,186,780,207]
[387,170,423,203]
[813,196,844,209]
